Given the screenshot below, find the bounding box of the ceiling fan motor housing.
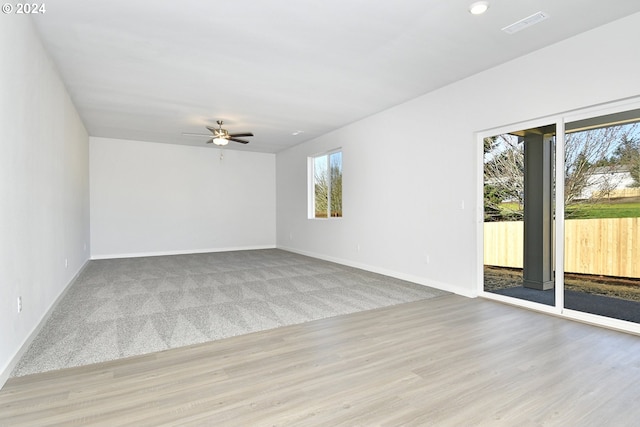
[214,129,229,138]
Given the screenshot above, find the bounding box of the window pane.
[483,125,556,307]
[330,152,342,217]
[563,117,640,323]
[314,155,328,218]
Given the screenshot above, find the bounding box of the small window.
[309,150,342,218]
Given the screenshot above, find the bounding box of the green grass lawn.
[497,200,640,219]
[499,202,520,212]
[566,202,640,219]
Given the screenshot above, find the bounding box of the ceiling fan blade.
[205,125,218,133]
[228,132,253,138]
[182,132,211,137]
[205,138,214,144]
[228,137,250,144]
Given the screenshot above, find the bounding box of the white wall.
[90,138,276,258]
[0,18,90,385]
[276,12,640,297]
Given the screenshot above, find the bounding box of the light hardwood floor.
[2,294,640,426]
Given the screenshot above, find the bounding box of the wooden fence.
[484,217,640,279]
[593,188,640,199]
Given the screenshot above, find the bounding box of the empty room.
[2,1,640,425]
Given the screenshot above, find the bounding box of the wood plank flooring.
[2,294,640,426]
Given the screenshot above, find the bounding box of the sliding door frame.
[477,97,640,335]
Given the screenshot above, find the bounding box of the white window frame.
[308,149,342,219]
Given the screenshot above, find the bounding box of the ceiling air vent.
[502,11,549,34]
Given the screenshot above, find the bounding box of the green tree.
[329,161,342,217]
[314,152,342,218]
[613,134,640,187]
[314,169,328,217]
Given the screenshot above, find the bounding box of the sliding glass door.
[482,107,640,328]
[562,111,640,323]
[483,124,556,307]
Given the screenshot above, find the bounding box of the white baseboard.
[91,245,277,260]
[277,245,477,298]
[0,260,90,390]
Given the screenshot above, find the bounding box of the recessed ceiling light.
[292,130,304,136]
[469,1,489,15]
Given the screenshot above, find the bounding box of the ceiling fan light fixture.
[202,120,253,146]
[469,1,489,15]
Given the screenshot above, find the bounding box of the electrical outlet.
[17,296,22,313]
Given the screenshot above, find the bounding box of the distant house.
[580,166,635,199]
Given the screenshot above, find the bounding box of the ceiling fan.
[183,120,254,146]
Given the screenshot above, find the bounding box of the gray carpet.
[12,249,448,377]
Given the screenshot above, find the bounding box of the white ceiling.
[33,0,640,153]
